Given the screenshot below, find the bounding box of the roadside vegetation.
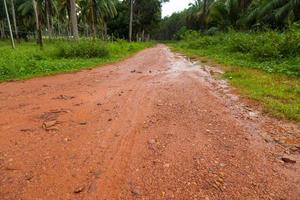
[0,40,153,81]
[168,32,300,121]
[0,0,162,81]
[157,0,300,121]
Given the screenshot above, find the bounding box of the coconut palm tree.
[3,0,15,48]
[10,0,18,39]
[245,0,300,28]
[69,0,78,38]
[208,0,241,30]
[80,0,117,38]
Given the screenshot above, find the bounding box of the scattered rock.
[249,112,258,118]
[74,185,85,194]
[53,95,75,100]
[281,156,296,164]
[290,146,300,153]
[24,172,34,181]
[130,70,136,73]
[108,118,112,122]
[163,163,170,168]
[131,186,142,196]
[42,120,57,130]
[20,128,33,132]
[148,139,156,145]
[79,122,87,125]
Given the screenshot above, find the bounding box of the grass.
[0,39,153,81]
[168,33,300,121]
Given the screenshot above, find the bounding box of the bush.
[228,33,254,53]
[279,29,300,57]
[227,30,300,60]
[176,28,300,76]
[251,31,282,60]
[57,40,110,58]
[188,36,219,49]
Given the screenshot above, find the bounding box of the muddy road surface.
[0,45,299,200]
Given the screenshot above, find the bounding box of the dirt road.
[0,45,299,200]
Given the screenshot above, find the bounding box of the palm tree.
[80,0,117,38]
[186,0,214,30]
[208,0,241,30]
[3,0,15,48]
[245,0,300,28]
[129,0,133,41]
[69,0,79,38]
[10,0,18,39]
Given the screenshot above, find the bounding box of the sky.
[162,0,194,18]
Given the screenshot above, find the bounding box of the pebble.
[74,185,85,194]
[281,156,296,164]
[148,139,156,145]
[163,163,170,168]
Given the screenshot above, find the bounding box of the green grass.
[0,39,153,81]
[168,36,300,121]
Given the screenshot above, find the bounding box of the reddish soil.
[0,45,299,200]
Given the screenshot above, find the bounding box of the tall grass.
[178,29,300,76]
[0,39,153,81]
[169,29,300,121]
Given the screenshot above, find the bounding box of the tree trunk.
[104,22,107,38]
[200,0,208,31]
[3,0,15,48]
[32,0,43,48]
[45,0,52,38]
[10,0,18,40]
[239,0,252,13]
[129,0,133,42]
[141,29,144,41]
[69,0,79,39]
[0,20,5,39]
[91,1,96,38]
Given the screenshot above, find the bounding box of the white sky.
[162,0,195,18]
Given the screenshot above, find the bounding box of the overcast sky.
[162,0,194,18]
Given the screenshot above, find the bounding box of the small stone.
[74,185,85,194]
[248,112,257,118]
[148,139,156,145]
[108,118,113,122]
[24,172,34,181]
[281,156,296,164]
[79,122,87,125]
[163,163,170,168]
[42,120,57,129]
[131,186,142,196]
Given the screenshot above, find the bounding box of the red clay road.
[0,45,299,200]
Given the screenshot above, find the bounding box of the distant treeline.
[153,0,300,40]
[0,0,168,42]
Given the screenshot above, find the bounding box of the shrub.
[279,29,300,57]
[250,31,282,60]
[57,40,110,58]
[188,36,219,49]
[228,33,254,53]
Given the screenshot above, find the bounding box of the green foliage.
[168,34,300,121]
[57,40,110,58]
[0,40,153,81]
[178,29,300,76]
